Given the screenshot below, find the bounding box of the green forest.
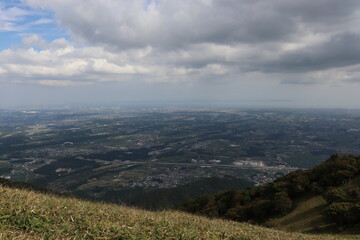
[180,154,360,232]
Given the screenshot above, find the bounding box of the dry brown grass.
[0,186,359,240]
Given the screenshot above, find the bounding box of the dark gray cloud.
[25,0,357,48]
[259,33,360,73]
[1,0,357,87]
[279,0,360,24]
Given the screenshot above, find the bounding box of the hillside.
[265,177,360,233]
[0,181,357,240]
[180,154,360,233]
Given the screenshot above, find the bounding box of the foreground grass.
[0,186,359,240]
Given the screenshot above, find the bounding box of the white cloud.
[0,2,53,33]
[22,34,47,48]
[34,80,92,86]
[0,5,30,31]
[27,18,52,26]
[0,36,174,84]
[3,34,360,88]
[0,0,357,90]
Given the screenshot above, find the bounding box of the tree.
[273,192,292,215]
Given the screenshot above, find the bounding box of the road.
[123,161,299,172]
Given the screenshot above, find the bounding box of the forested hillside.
[180,154,360,233]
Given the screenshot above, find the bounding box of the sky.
[1,0,360,108]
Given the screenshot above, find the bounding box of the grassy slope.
[0,186,358,240]
[265,194,329,232]
[266,176,360,233]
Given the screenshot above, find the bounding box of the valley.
[1,107,360,208]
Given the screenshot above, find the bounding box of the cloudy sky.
[1,0,360,108]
